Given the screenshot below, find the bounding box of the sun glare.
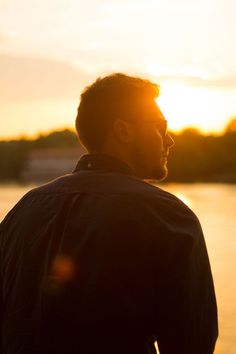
[156,81,226,134]
[174,193,192,208]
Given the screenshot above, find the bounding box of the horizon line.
[0,124,231,142]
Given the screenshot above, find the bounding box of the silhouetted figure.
[0,73,218,353]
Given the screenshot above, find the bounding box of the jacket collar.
[73,153,136,177]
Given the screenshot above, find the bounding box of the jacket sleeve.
[154,219,218,354]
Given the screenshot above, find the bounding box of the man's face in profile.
[127,101,175,181]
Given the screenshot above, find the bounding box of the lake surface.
[1,182,236,354]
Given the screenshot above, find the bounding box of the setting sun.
[0,0,235,139]
[156,81,235,134]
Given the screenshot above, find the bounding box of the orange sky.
[0,0,235,139]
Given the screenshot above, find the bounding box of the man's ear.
[113,119,132,143]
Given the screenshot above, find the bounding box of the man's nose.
[165,134,175,148]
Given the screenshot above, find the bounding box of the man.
[0,73,218,354]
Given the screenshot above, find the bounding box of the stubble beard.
[134,159,168,181]
[130,142,169,181]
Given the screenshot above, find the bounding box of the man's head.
[76,73,174,181]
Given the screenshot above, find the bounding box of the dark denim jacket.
[0,154,218,354]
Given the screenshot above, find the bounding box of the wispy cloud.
[0,55,92,101]
[158,74,236,88]
[144,65,236,88]
[0,32,7,43]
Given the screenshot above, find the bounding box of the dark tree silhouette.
[0,123,236,182]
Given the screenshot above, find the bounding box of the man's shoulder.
[0,174,73,227]
[120,178,194,214]
[109,179,201,242]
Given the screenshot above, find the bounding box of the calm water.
[1,183,236,354]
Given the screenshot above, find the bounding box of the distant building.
[21,147,86,182]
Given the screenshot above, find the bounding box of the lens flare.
[52,255,75,283]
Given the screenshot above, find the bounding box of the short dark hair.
[75,73,160,152]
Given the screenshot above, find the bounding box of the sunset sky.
[0,0,235,139]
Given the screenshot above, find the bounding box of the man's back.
[0,154,218,354]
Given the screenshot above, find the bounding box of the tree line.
[0,119,236,183]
